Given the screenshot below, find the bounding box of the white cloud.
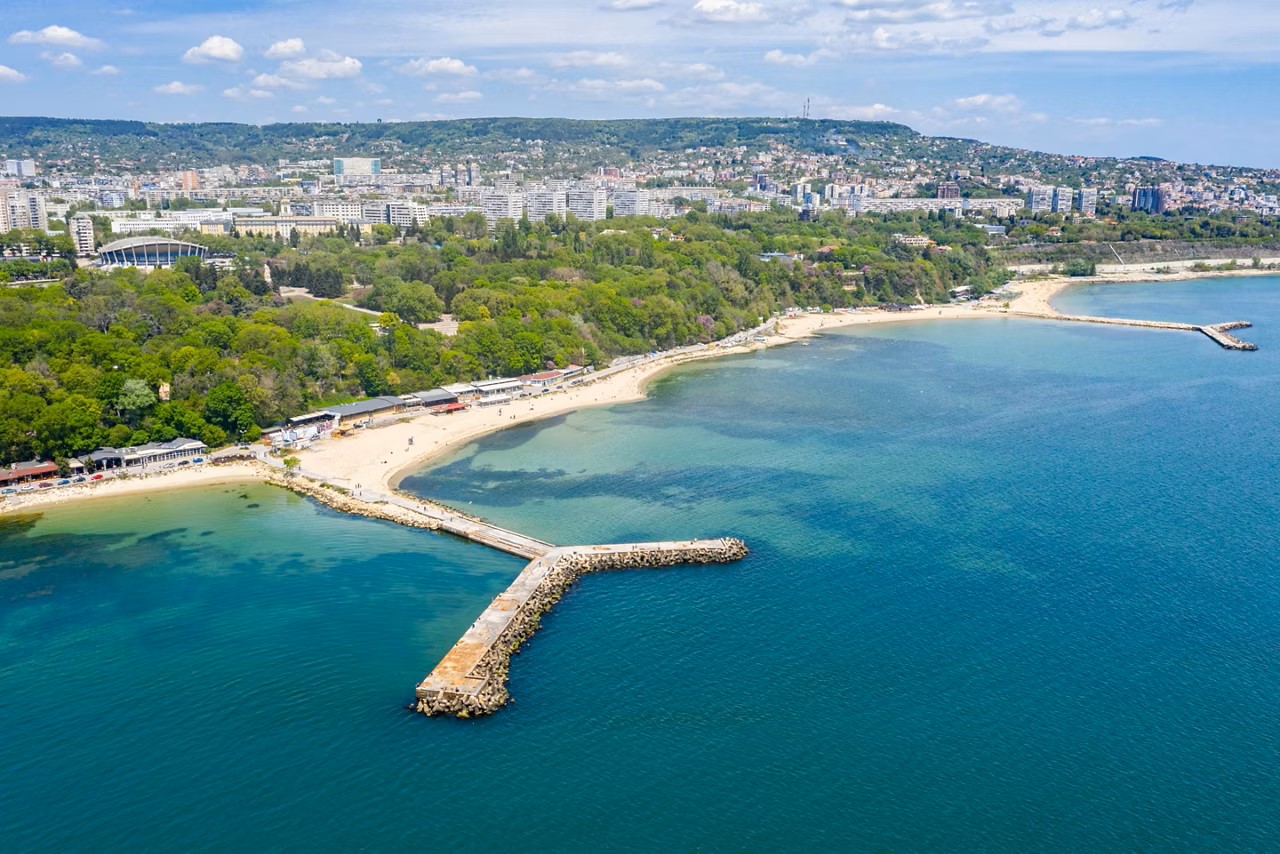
[400,56,478,75]
[435,90,484,103]
[8,25,103,50]
[951,92,1023,113]
[291,104,308,113]
[763,48,832,66]
[826,102,903,120]
[606,0,665,8]
[0,64,27,82]
[838,0,1013,24]
[153,80,203,95]
[223,85,273,99]
[252,72,306,90]
[691,0,769,23]
[183,35,244,63]
[1065,8,1136,30]
[40,51,82,68]
[987,7,1136,37]
[850,25,988,52]
[279,51,362,80]
[551,50,629,68]
[662,61,725,79]
[315,95,336,104]
[556,77,668,100]
[91,64,120,76]
[1073,116,1163,127]
[489,66,543,84]
[265,38,306,59]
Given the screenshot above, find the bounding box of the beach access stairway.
[1010,311,1259,350]
[415,538,749,718]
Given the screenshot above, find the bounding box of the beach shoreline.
[5,264,1273,516]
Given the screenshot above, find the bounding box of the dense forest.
[0,208,1010,466]
[0,116,915,171]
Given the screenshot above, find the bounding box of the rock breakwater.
[414,539,749,718]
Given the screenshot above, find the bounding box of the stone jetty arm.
[414,539,750,718]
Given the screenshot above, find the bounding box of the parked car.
[161,462,177,469]
[72,476,86,483]
[56,479,71,486]
[90,474,105,481]
[37,481,53,489]
[1,487,16,495]
[192,457,205,464]
[18,484,36,492]
[178,459,191,466]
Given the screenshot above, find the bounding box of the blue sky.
[2,0,1277,166]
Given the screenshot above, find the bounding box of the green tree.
[117,378,157,422]
[35,395,103,459]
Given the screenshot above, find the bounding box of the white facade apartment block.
[4,159,36,178]
[312,201,366,223]
[566,188,606,221]
[1076,187,1099,217]
[525,190,567,221]
[387,203,418,228]
[1052,186,1074,213]
[1,190,48,231]
[612,189,650,217]
[1027,186,1053,214]
[481,191,524,224]
[70,214,95,256]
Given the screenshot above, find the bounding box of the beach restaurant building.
[80,438,208,471]
[0,460,60,486]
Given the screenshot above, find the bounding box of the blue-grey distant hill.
[0,115,916,170]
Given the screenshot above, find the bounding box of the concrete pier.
[1011,311,1259,350]
[414,538,749,718]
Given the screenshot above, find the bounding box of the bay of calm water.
[3,276,1279,850]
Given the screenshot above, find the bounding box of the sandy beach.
[6,261,1273,516]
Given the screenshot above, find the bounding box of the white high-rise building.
[1027,186,1053,214]
[612,189,650,218]
[1076,187,1099,217]
[1,190,49,231]
[312,201,366,223]
[332,157,381,176]
[481,191,524,224]
[70,213,95,256]
[566,188,606,221]
[1052,186,1074,214]
[4,159,36,178]
[525,189,567,221]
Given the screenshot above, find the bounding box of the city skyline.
[1,0,1278,167]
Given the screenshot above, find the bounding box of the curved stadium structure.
[97,237,207,270]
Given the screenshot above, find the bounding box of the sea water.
[2,276,1279,849]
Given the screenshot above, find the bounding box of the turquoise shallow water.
[3,276,1280,849]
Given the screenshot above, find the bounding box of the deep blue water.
[3,276,1279,850]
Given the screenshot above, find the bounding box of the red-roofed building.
[0,461,59,486]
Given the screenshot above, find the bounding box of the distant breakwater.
[1010,310,1260,350]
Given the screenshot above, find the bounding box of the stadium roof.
[98,236,207,253]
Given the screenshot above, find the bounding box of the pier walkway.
[415,538,749,717]
[1010,311,1258,350]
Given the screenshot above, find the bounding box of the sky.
[2,0,1278,167]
